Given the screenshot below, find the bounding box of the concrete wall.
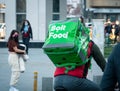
[0,0,5,3]
[60,0,67,20]
[46,0,52,39]
[38,0,47,42]
[3,0,67,42]
[88,0,120,8]
[27,0,47,42]
[5,0,16,40]
[27,0,39,41]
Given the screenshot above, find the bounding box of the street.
[0,48,105,91]
[0,48,55,91]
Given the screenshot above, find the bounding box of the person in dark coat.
[21,19,33,54]
[100,31,120,91]
[114,20,120,43]
[54,40,106,91]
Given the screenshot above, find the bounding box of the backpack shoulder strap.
[87,40,94,58]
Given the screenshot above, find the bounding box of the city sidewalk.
[0,48,55,91]
[0,48,105,91]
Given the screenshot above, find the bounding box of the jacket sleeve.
[29,27,33,39]
[91,43,106,72]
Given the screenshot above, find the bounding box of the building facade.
[0,0,67,42]
[2,0,120,42]
[86,0,120,22]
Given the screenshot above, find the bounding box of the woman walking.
[7,30,25,91]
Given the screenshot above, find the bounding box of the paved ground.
[0,48,105,91]
[0,48,55,91]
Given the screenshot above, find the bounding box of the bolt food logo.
[49,25,68,39]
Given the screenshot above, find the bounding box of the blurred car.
[0,23,6,39]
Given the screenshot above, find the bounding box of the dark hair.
[9,30,19,40]
[79,16,85,26]
[21,19,32,33]
[80,16,84,23]
[22,19,31,27]
[7,30,19,47]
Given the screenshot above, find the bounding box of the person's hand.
[23,50,26,54]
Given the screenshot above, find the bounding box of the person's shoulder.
[8,39,14,43]
[11,40,18,45]
[10,39,15,42]
[8,40,16,46]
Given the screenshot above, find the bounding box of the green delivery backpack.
[42,18,90,73]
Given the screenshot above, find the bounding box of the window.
[16,0,26,33]
[16,0,26,12]
[53,14,60,20]
[53,0,60,20]
[53,0,59,13]
[16,14,26,34]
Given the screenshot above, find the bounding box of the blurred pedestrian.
[114,20,120,43]
[104,19,112,44]
[7,30,26,91]
[20,19,33,54]
[100,31,120,91]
